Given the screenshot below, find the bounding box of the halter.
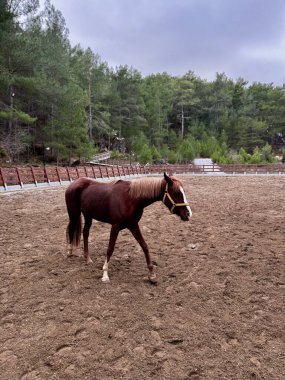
[162,183,190,213]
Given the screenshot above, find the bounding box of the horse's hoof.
[86,257,93,264]
[148,274,158,284]
[102,277,110,283]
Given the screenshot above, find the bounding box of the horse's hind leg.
[83,216,93,264]
[129,223,157,283]
[102,224,120,282]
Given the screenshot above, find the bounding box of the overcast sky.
[41,0,285,85]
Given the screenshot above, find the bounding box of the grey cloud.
[46,0,285,84]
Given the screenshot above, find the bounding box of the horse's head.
[162,173,192,221]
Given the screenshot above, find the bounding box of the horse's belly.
[81,198,126,225]
[80,183,133,225]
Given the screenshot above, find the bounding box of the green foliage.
[110,150,120,159]
[151,145,161,162]
[239,147,250,163]
[0,146,7,158]
[0,110,37,124]
[132,131,149,156]
[167,150,178,164]
[0,0,284,164]
[200,136,219,157]
[282,149,285,163]
[177,135,200,162]
[260,143,276,163]
[248,147,262,164]
[138,144,152,164]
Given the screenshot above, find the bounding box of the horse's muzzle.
[181,211,191,221]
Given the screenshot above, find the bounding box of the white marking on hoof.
[149,273,158,284]
[102,275,110,283]
[67,244,73,256]
[102,260,110,282]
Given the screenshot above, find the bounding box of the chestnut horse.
[65,173,192,283]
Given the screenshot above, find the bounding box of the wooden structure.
[1,163,285,191]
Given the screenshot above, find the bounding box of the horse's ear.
[164,172,173,185]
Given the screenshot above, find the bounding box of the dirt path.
[0,176,284,380]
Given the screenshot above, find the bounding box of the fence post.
[117,165,121,178]
[56,167,62,184]
[99,165,103,179]
[16,167,23,188]
[44,166,51,185]
[91,165,97,179]
[66,167,72,182]
[30,166,38,186]
[0,168,7,190]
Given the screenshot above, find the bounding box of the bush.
[151,145,161,162]
[138,144,152,164]
[260,143,276,163]
[211,150,230,164]
[167,150,177,164]
[177,136,199,162]
[248,147,262,164]
[0,146,7,158]
[282,149,285,163]
[110,150,120,159]
[239,147,250,163]
[200,136,219,157]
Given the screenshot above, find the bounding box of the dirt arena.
[0,176,284,380]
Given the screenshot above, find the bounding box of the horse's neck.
[129,177,164,207]
[141,195,160,208]
[141,184,164,208]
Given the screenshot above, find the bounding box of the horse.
[65,172,192,283]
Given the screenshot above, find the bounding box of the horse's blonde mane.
[129,176,182,199]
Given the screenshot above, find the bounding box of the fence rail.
[146,163,285,175]
[0,164,148,191]
[1,163,285,191]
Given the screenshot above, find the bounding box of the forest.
[1,0,285,165]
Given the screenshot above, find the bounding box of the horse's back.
[66,178,131,223]
[80,179,130,207]
[66,177,96,194]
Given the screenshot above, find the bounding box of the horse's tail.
[65,180,86,247]
[66,214,82,247]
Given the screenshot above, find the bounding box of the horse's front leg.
[83,216,93,264]
[129,223,157,284]
[102,224,120,282]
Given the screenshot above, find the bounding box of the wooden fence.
[0,164,147,190]
[1,163,285,191]
[146,163,285,175]
[219,164,285,174]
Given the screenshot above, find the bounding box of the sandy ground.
[0,176,284,380]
